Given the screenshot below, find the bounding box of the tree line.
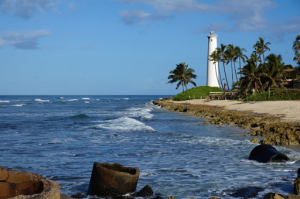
[166,34,300,94]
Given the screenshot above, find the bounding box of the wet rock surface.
[153,100,300,146]
[87,162,140,198]
[249,144,290,163]
[263,192,286,199]
[137,185,154,197]
[229,187,264,198]
[60,193,74,199]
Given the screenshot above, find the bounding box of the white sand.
[171,99,300,122]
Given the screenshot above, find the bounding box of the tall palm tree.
[250,53,261,68]
[217,44,230,90]
[261,53,285,91]
[234,46,248,79]
[253,37,271,65]
[209,50,223,88]
[293,35,300,53]
[294,51,300,63]
[167,62,197,92]
[239,59,263,94]
[225,44,236,85]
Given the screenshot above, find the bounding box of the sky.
[0,0,300,95]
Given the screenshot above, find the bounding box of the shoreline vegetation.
[153,99,300,146]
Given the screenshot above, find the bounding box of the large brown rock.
[0,168,60,199]
[87,162,140,198]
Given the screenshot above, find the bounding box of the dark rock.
[61,193,74,199]
[249,144,290,163]
[230,187,264,198]
[0,165,4,170]
[137,185,153,197]
[87,162,140,198]
[294,168,300,195]
[70,193,86,198]
[153,196,162,199]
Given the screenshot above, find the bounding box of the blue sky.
[0,0,299,95]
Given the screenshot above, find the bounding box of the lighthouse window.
[211,39,212,41]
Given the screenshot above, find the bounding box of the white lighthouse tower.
[206,31,220,87]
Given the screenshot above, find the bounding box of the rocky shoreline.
[153,100,300,146]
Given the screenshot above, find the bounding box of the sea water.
[0,95,299,198]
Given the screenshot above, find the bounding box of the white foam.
[96,117,155,132]
[12,104,25,107]
[96,99,100,101]
[34,99,50,102]
[84,101,89,103]
[82,98,90,100]
[0,100,9,103]
[123,98,129,100]
[125,107,154,119]
[67,99,78,101]
[59,97,64,99]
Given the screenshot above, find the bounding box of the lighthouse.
[206,31,220,87]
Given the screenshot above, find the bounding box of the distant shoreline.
[153,99,300,147]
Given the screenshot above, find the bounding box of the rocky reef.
[153,100,300,146]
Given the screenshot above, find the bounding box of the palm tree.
[167,62,197,92]
[217,44,230,90]
[250,53,261,68]
[209,50,223,88]
[225,44,236,84]
[253,37,271,65]
[261,53,285,91]
[293,35,300,53]
[294,49,300,63]
[234,46,248,79]
[239,59,263,94]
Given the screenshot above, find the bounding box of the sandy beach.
[171,99,300,122]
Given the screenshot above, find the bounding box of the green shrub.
[244,89,300,101]
[173,86,223,101]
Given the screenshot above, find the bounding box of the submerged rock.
[249,144,290,163]
[87,162,140,198]
[137,185,153,197]
[229,187,264,198]
[61,193,74,199]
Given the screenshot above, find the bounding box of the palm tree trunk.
[233,60,238,83]
[214,62,221,88]
[223,62,230,91]
[218,61,223,88]
[231,60,234,85]
[182,82,184,92]
[239,57,241,79]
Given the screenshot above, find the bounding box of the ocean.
[0,95,299,198]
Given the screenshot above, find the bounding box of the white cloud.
[120,9,173,25]
[116,0,278,32]
[0,30,51,49]
[0,0,56,19]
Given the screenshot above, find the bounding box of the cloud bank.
[116,0,300,40]
[0,30,51,49]
[0,0,56,19]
